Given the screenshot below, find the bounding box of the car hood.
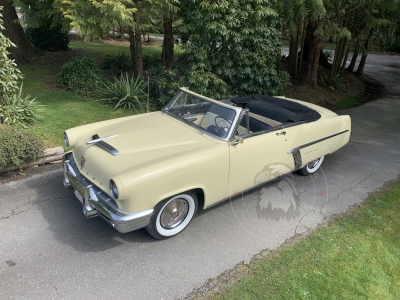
[70,112,216,188]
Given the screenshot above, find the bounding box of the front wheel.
[296,156,325,176]
[146,192,198,240]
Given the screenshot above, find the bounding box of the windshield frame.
[162,88,242,141]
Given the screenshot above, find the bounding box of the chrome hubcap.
[308,158,320,169]
[160,199,189,229]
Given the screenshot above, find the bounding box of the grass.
[20,66,133,148]
[337,97,359,110]
[199,179,400,300]
[70,40,163,57]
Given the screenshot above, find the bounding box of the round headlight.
[109,180,119,199]
[63,132,70,147]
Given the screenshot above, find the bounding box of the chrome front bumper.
[62,153,153,233]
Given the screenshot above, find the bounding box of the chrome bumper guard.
[62,153,153,233]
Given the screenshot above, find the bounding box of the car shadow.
[27,170,157,253]
[30,157,334,252]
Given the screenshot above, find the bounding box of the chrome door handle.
[276,131,286,136]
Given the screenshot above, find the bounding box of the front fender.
[116,142,229,212]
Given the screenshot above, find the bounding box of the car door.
[227,125,299,197]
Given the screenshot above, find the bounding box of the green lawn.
[200,180,400,300]
[21,66,133,148]
[69,40,164,57]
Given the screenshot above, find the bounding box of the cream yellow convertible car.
[62,87,351,239]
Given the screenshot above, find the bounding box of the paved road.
[1,56,399,299]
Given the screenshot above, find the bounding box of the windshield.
[163,90,238,140]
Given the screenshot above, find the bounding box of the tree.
[0,6,23,124]
[61,0,145,75]
[129,1,143,76]
[179,0,289,98]
[144,0,180,68]
[281,0,400,86]
[18,0,70,51]
[0,0,43,63]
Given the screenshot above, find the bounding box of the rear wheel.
[296,156,325,176]
[146,192,198,240]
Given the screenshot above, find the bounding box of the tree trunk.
[161,15,174,68]
[302,20,322,88]
[129,3,143,77]
[288,35,297,76]
[310,33,323,88]
[276,26,282,71]
[298,17,307,78]
[340,42,351,72]
[0,0,43,64]
[346,47,358,72]
[293,18,302,78]
[331,37,345,79]
[301,21,316,85]
[355,35,370,78]
[355,52,367,78]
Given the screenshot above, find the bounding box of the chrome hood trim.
[88,134,121,156]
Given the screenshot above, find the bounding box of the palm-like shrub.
[97,73,147,111]
[0,84,45,128]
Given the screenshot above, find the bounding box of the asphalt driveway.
[0,55,399,300]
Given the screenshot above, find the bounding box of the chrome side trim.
[62,153,153,233]
[288,130,349,154]
[291,149,302,170]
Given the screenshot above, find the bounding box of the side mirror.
[231,136,244,146]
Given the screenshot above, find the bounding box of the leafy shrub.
[143,53,162,69]
[57,56,104,97]
[0,126,44,170]
[148,66,181,108]
[97,73,147,111]
[0,84,45,128]
[26,25,69,52]
[179,0,289,97]
[382,36,400,53]
[101,52,131,75]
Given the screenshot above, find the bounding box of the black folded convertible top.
[231,94,321,123]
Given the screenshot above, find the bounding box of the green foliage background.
[179,0,289,99]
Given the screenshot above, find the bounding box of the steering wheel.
[214,116,231,137]
[215,116,230,130]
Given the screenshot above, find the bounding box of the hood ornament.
[87,133,121,156]
[86,133,121,145]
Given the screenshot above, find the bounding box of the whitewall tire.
[146,192,198,240]
[296,156,325,176]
